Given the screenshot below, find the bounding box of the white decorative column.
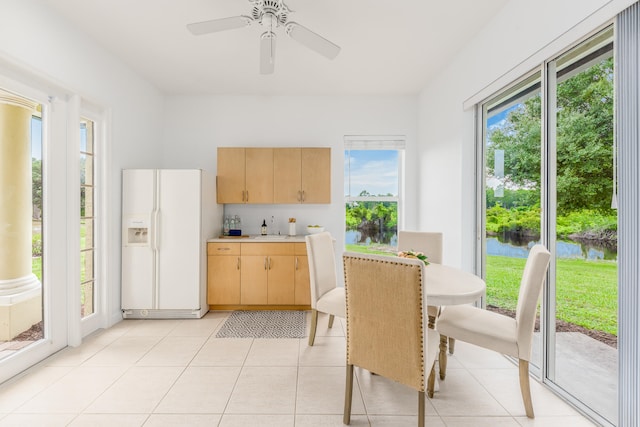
[0,91,42,340]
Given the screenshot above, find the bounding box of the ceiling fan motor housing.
[251,0,289,27]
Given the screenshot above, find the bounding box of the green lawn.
[32,256,42,281]
[345,244,394,256]
[487,255,617,335]
[31,222,89,303]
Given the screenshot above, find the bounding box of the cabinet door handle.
[237,257,240,270]
[297,190,301,202]
[268,257,272,270]
[295,257,298,270]
[264,257,267,270]
[246,191,249,202]
[217,247,231,251]
[302,190,306,202]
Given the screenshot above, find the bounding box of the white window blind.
[344,135,406,150]
[616,3,640,425]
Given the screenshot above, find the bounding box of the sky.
[486,107,512,133]
[31,117,42,160]
[344,150,398,197]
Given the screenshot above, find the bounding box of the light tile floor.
[0,311,597,426]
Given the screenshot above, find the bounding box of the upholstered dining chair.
[305,231,345,346]
[397,231,452,377]
[342,252,440,427]
[397,231,443,265]
[436,244,551,418]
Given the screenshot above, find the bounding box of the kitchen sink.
[253,235,288,240]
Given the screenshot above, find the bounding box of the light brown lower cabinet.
[207,242,311,309]
[207,243,241,305]
[294,243,311,305]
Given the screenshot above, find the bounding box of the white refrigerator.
[121,169,221,319]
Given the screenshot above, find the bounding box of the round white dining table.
[424,263,486,306]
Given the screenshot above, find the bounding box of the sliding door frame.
[475,22,617,427]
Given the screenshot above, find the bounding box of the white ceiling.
[42,0,509,96]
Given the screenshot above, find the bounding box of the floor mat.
[215,310,306,339]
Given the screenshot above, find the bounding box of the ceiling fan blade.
[260,32,276,74]
[187,16,252,35]
[285,22,341,60]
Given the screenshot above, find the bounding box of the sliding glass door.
[546,27,617,423]
[481,72,543,372]
[478,26,617,426]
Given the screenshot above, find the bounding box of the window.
[80,118,96,318]
[344,136,405,253]
[0,87,47,374]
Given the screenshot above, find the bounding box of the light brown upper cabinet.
[217,148,273,203]
[217,148,245,203]
[245,148,273,203]
[273,147,331,204]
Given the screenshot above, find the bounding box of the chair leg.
[328,314,335,328]
[343,364,354,425]
[308,309,318,346]
[448,336,455,354]
[428,314,436,329]
[427,364,436,398]
[438,334,448,380]
[418,391,425,427]
[519,359,534,418]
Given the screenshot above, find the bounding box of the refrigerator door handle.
[151,208,160,309]
[155,210,161,250]
[149,210,156,250]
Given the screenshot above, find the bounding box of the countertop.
[208,235,308,243]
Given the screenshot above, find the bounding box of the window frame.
[344,135,406,242]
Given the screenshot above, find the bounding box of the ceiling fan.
[187,0,341,74]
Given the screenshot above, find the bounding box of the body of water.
[346,229,616,261]
[346,229,397,247]
[487,235,617,260]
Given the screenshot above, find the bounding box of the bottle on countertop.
[261,219,268,235]
[223,216,230,236]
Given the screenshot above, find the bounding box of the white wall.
[417,0,637,269]
[0,0,164,326]
[161,95,419,280]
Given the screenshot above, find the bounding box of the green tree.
[487,57,614,214]
[345,203,371,228]
[32,158,42,218]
